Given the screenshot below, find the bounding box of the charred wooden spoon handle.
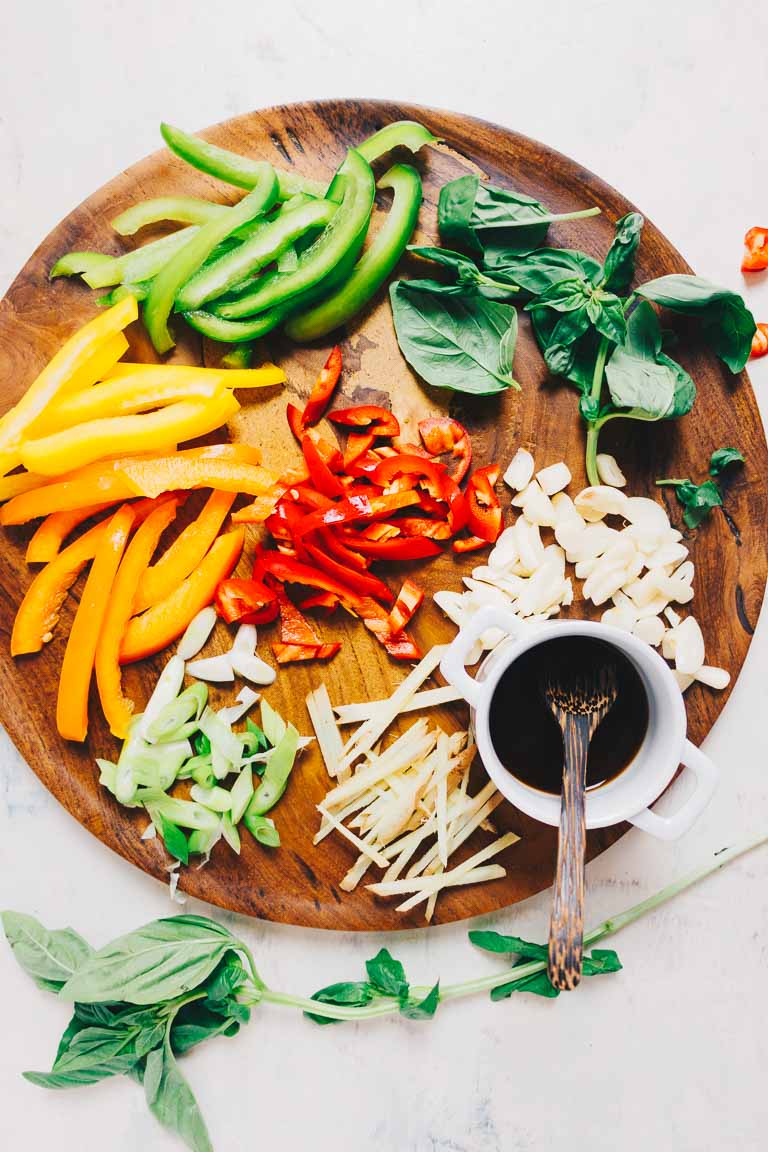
[548,712,590,991]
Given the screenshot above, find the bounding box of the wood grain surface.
[0,99,765,931]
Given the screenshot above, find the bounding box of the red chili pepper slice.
[275,584,322,646]
[301,434,345,498]
[397,517,453,540]
[298,591,340,614]
[338,532,442,561]
[286,402,305,442]
[343,431,376,470]
[452,535,489,554]
[347,595,421,661]
[215,577,278,625]
[465,463,502,542]
[259,552,363,603]
[328,405,400,437]
[751,323,768,359]
[418,416,472,483]
[371,453,448,499]
[742,227,768,272]
[304,541,394,604]
[302,345,342,426]
[272,641,341,664]
[387,578,424,634]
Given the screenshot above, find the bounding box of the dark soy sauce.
[488,636,649,795]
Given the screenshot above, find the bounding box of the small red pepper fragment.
[452,535,489,553]
[372,453,447,499]
[301,434,345,498]
[440,477,469,534]
[215,577,278,625]
[305,541,394,604]
[302,345,342,426]
[751,323,768,359]
[418,417,472,483]
[286,402,305,442]
[338,532,442,561]
[387,578,424,634]
[397,517,453,540]
[259,552,363,603]
[328,405,400,437]
[360,522,401,541]
[298,591,340,614]
[293,490,420,538]
[318,527,370,571]
[742,227,768,272]
[271,641,341,663]
[348,595,421,661]
[465,463,502,543]
[343,431,376,470]
[275,584,322,646]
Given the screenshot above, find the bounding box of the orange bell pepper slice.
[133,489,236,612]
[56,504,135,742]
[96,498,180,737]
[21,390,240,476]
[0,470,50,503]
[119,455,277,501]
[0,297,137,478]
[119,527,244,664]
[25,502,117,564]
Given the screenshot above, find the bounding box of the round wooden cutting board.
[0,100,765,930]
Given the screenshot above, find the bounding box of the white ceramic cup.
[439,606,718,840]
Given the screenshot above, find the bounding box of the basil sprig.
[657,445,745,528]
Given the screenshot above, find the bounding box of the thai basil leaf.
[438,175,550,255]
[304,981,375,1026]
[528,277,591,313]
[601,212,644,293]
[170,1003,240,1055]
[491,964,559,1001]
[144,1038,213,1152]
[390,282,520,395]
[484,247,602,294]
[636,274,755,372]
[1,912,93,993]
[399,981,440,1020]
[407,246,518,300]
[24,1016,164,1089]
[203,952,248,1006]
[657,478,722,528]
[583,948,622,974]
[365,949,409,998]
[592,293,626,343]
[469,931,547,958]
[709,447,745,475]
[605,301,695,420]
[59,915,242,1005]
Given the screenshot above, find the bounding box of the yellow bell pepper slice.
[57,504,135,742]
[30,375,225,436]
[104,361,286,389]
[61,332,130,394]
[0,297,137,477]
[20,389,240,476]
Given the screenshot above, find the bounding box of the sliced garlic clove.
[434,589,468,626]
[551,491,584,526]
[536,461,572,496]
[186,654,235,683]
[554,519,588,553]
[634,594,672,619]
[230,650,277,686]
[511,479,540,508]
[645,542,689,570]
[563,522,621,563]
[695,665,730,690]
[632,615,665,647]
[595,453,627,488]
[464,639,484,666]
[664,606,682,628]
[513,518,544,574]
[574,485,628,521]
[177,606,217,660]
[521,485,558,527]
[575,555,600,580]
[503,448,535,491]
[673,670,695,692]
[611,589,639,618]
[673,616,705,675]
[601,605,636,632]
[233,623,258,653]
[623,497,670,531]
[561,578,574,606]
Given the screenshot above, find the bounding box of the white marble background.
[2,2,767,1149]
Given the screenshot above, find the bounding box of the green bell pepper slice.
[175,197,337,312]
[111,196,230,236]
[356,119,439,163]
[50,251,118,282]
[285,163,422,342]
[161,121,325,200]
[214,148,375,319]
[245,724,299,816]
[182,305,291,343]
[144,165,279,353]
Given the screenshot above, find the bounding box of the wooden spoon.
[543,663,617,990]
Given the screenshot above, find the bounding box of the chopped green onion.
[229,766,254,824]
[142,795,220,832]
[189,784,233,813]
[220,813,241,855]
[187,826,222,856]
[244,813,281,848]
[145,682,208,743]
[199,706,246,769]
[139,655,185,739]
[260,699,286,747]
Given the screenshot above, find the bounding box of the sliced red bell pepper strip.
[391,441,432,459]
[215,577,278,625]
[397,516,452,540]
[751,323,768,359]
[742,227,768,272]
[271,641,341,663]
[302,345,342,426]
[120,528,244,663]
[298,591,340,614]
[275,584,322,646]
[338,532,442,561]
[304,541,394,604]
[301,434,345,498]
[452,535,489,553]
[293,490,420,538]
[343,431,376,470]
[304,427,344,472]
[465,463,502,543]
[441,477,469,534]
[318,527,370,571]
[387,578,424,634]
[282,484,335,511]
[286,402,305,442]
[418,416,472,484]
[371,453,448,499]
[258,552,363,603]
[361,521,401,541]
[328,405,400,437]
[346,451,385,478]
[346,595,421,661]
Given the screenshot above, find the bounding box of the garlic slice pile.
[435,450,729,691]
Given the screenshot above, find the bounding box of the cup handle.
[627,740,719,841]
[439,606,529,709]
